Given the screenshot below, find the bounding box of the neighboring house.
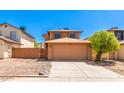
[0,23,34,58]
[108,27,124,41]
[44,28,92,60]
[92,27,124,61]
[107,27,124,60]
[37,43,44,48]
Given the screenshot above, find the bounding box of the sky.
[1,10,124,43]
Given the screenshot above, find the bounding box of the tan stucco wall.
[117,44,124,60]
[12,48,41,58]
[49,32,54,40]
[19,31,34,48]
[0,40,4,58]
[92,50,110,60]
[4,42,20,58]
[3,41,20,58]
[0,39,20,58]
[109,52,115,60]
[47,43,91,60]
[44,34,49,41]
[87,45,92,60]
[45,31,80,41]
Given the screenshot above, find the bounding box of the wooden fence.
[12,48,47,59]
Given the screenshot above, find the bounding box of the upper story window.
[54,32,61,39]
[0,31,2,35]
[10,31,16,41]
[69,32,76,38]
[115,31,123,40]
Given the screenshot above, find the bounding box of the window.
[115,31,123,40]
[69,32,75,38]
[54,32,61,39]
[10,31,16,40]
[0,31,2,35]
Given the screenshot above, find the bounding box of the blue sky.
[0,10,124,42]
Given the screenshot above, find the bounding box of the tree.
[34,39,39,48]
[89,31,120,61]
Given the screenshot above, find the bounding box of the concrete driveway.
[6,61,124,82]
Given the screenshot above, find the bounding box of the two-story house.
[44,29,91,60]
[107,27,124,60]
[0,23,34,58]
[107,27,124,41]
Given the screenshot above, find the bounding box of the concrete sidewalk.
[5,61,124,82]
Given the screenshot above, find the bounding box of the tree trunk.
[96,51,102,61]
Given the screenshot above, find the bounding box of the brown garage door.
[52,44,88,60]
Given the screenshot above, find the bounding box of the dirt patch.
[84,60,124,76]
[106,61,124,76]
[0,58,51,77]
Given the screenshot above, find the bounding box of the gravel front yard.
[106,61,124,76]
[0,58,51,76]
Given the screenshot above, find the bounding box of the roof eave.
[0,38,21,45]
[48,30,81,32]
[44,42,90,44]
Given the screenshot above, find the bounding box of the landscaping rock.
[102,60,116,66]
[39,72,44,75]
[86,60,116,66]
[0,58,51,76]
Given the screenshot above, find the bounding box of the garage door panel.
[52,44,87,60]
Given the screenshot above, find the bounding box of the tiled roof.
[45,38,90,44]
